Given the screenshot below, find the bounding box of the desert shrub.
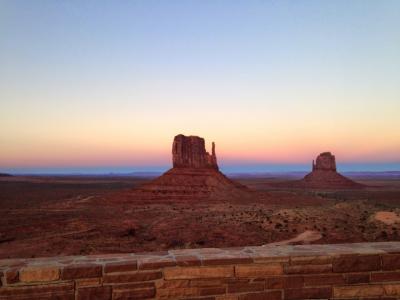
[169,239,184,248]
[127,228,136,236]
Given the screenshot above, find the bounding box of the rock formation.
[135,134,250,200]
[312,152,336,172]
[302,152,363,189]
[172,135,218,169]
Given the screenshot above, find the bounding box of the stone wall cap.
[1,242,400,271]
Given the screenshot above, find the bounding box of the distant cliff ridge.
[0,173,12,177]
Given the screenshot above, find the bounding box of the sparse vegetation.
[0,174,399,259]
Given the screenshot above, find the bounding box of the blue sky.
[1,1,399,173]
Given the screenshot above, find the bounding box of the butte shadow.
[134,134,251,200]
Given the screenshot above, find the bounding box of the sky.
[1,1,400,174]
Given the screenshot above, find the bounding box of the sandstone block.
[216,295,239,300]
[238,291,282,300]
[103,270,162,283]
[112,282,155,290]
[371,271,400,282]
[77,286,111,300]
[227,282,264,293]
[0,292,75,300]
[333,255,381,273]
[333,284,385,298]
[113,287,155,300]
[303,274,344,286]
[190,279,223,287]
[176,256,202,267]
[202,257,252,266]
[0,282,74,297]
[267,276,303,289]
[198,286,226,296]
[253,256,289,264]
[62,264,102,279]
[235,263,283,277]
[383,283,400,295]
[75,277,102,288]
[138,256,176,270]
[382,254,400,270]
[156,279,189,289]
[290,255,332,265]
[284,287,332,299]
[19,266,59,282]
[284,264,332,274]
[164,266,234,280]
[182,298,215,300]
[5,268,19,284]
[156,287,198,298]
[104,260,137,273]
[344,272,370,284]
[181,298,215,300]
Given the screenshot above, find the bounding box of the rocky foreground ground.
[0,174,399,259]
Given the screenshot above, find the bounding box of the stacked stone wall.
[1,242,400,299]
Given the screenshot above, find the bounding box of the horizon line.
[2,162,400,175]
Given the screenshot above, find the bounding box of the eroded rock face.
[135,134,250,200]
[300,151,363,189]
[172,134,218,169]
[312,152,336,172]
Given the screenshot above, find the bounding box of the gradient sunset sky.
[1,1,399,173]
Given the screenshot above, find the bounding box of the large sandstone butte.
[172,134,218,169]
[135,134,250,200]
[302,152,363,189]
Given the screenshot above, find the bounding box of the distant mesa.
[269,151,364,189]
[302,152,363,189]
[135,134,250,200]
[0,173,13,177]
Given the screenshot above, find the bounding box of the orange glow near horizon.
[1,128,399,168]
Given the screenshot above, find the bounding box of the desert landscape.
[1,135,399,260]
[2,3,400,299]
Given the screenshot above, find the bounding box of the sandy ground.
[264,230,322,246]
[374,211,400,225]
[0,175,400,259]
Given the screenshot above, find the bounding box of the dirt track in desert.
[1,175,400,259]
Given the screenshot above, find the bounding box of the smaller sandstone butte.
[0,173,12,177]
[312,152,336,172]
[135,134,250,200]
[302,152,363,189]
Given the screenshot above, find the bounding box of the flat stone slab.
[1,242,400,271]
